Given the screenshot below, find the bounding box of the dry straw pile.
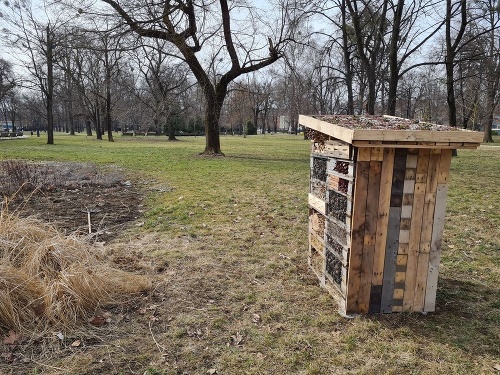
[0,206,151,335]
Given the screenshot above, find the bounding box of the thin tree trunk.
[46,25,54,145]
[86,118,92,136]
[387,0,404,115]
[95,104,102,140]
[445,58,458,127]
[341,0,354,115]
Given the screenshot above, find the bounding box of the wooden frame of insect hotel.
[300,114,483,315]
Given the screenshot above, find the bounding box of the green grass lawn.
[0,132,499,374]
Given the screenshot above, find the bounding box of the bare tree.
[0,0,73,144]
[444,0,468,127]
[0,59,16,104]
[132,39,191,140]
[478,0,500,142]
[85,0,297,155]
[0,59,17,131]
[345,0,388,114]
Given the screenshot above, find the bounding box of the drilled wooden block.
[310,210,326,238]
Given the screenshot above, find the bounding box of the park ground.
[0,133,499,374]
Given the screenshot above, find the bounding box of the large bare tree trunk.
[341,0,354,115]
[445,0,467,127]
[201,86,224,155]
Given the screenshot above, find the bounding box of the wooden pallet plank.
[423,148,452,312]
[369,148,395,313]
[403,149,430,311]
[406,152,418,169]
[357,147,372,162]
[351,142,477,149]
[424,184,449,311]
[381,207,402,313]
[312,139,352,160]
[346,149,371,313]
[379,148,408,313]
[358,149,383,313]
[438,149,453,185]
[309,194,326,216]
[390,149,408,207]
[351,128,483,144]
[393,254,408,294]
[413,150,441,311]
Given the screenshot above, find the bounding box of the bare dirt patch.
[0,161,144,243]
[0,161,157,373]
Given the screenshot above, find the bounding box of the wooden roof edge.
[351,129,483,144]
[299,114,354,143]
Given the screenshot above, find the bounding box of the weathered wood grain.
[358,152,382,312]
[346,148,370,313]
[370,148,395,313]
[381,207,402,313]
[424,184,449,311]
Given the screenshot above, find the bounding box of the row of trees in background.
[0,0,499,154]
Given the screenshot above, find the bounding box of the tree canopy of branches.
[0,58,16,103]
[93,0,298,155]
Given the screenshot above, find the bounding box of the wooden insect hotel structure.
[301,115,483,315]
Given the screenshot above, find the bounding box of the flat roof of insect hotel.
[299,115,483,149]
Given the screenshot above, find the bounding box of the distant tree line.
[0,0,499,153]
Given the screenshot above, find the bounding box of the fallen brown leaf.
[88,316,107,327]
[3,330,22,345]
[32,302,45,317]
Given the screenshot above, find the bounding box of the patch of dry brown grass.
[0,205,151,335]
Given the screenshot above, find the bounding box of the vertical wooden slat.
[381,207,401,313]
[437,149,453,185]
[380,148,407,313]
[413,149,441,311]
[403,149,430,311]
[346,147,370,313]
[369,148,395,313]
[424,184,448,311]
[424,149,452,311]
[358,148,382,313]
[392,151,417,311]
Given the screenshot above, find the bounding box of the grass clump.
[0,207,151,335]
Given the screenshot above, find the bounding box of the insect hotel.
[301,115,483,315]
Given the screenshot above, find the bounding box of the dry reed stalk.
[0,264,47,332]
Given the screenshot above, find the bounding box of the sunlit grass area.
[0,132,498,374]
